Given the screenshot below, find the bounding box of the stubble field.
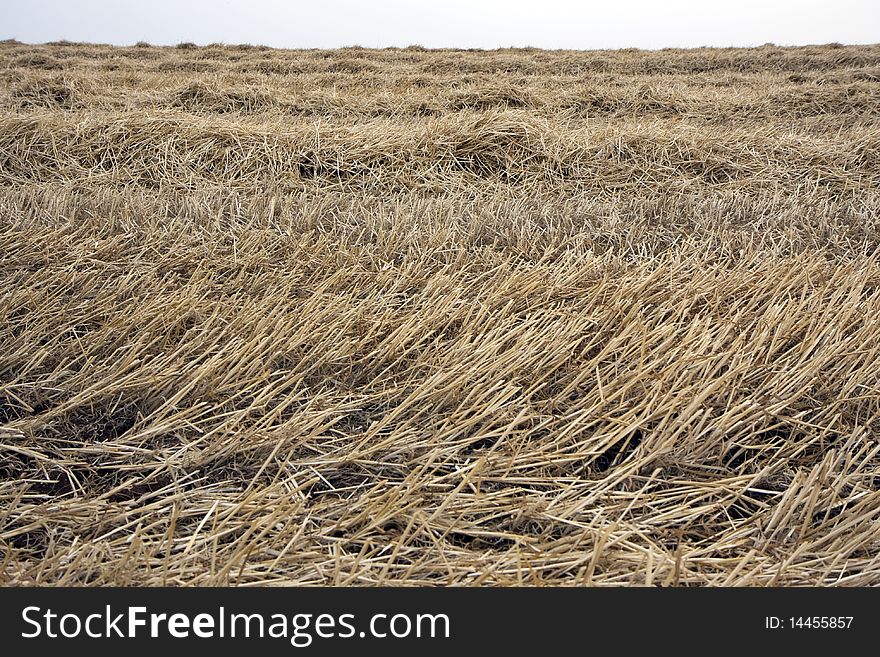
[1,41,880,585]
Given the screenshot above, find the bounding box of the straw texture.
[1,41,879,585]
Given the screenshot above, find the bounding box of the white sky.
[2,0,878,50]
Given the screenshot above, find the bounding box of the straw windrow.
[1,42,879,586]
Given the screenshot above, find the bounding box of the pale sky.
[2,0,878,50]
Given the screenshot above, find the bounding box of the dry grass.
[1,42,880,586]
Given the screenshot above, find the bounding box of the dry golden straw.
[1,40,879,586]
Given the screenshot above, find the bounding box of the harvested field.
[1,41,880,586]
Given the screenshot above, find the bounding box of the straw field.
[2,41,880,585]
